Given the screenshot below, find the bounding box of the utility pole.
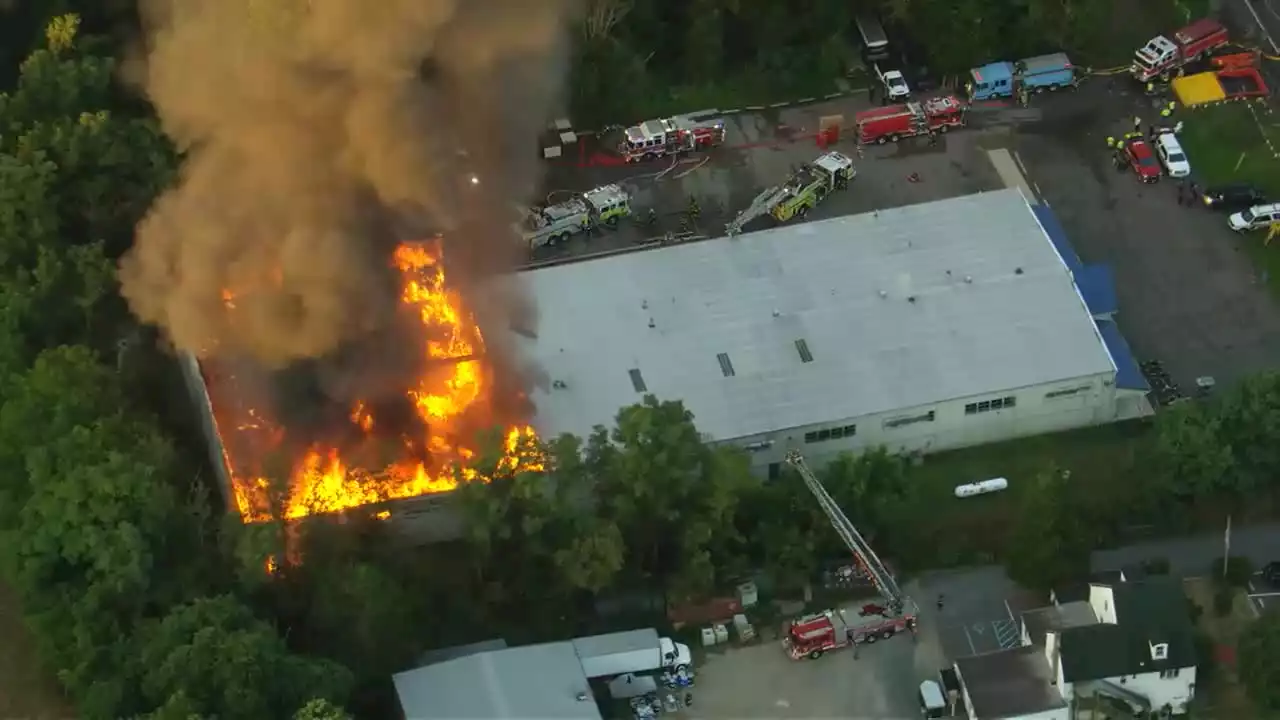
[1223,514,1233,580]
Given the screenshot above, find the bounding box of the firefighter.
[1174,120,1185,135]
[1145,81,1155,95]
[1105,135,1116,149]
[1133,115,1142,132]
[687,195,700,219]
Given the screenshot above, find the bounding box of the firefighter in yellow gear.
[1133,116,1142,132]
[1106,136,1116,148]
[1145,81,1155,94]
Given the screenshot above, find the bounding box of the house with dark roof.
[1028,574,1197,716]
[953,574,1197,719]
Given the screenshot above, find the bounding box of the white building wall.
[729,372,1117,474]
[1088,585,1118,624]
[1060,667,1197,715]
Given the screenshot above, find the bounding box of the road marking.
[970,622,985,635]
[1004,598,1017,625]
[1249,581,1265,617]
[1012,150,1029,177]
[962,625,977,655]
[1243,0,1280,54]
[993,620,1021,649]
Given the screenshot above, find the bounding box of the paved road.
[1093,521,1280,577]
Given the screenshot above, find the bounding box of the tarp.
[1075,264,1118,318]
[1032,204,1082,271]
[1172,72,1226,107]
[1096,320,1150,391]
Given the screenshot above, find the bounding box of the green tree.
[590,395,750,600]
[1240,611,1280,712]
[1003,465,1093,592]
[136,595,352,720]
[1214,372,1280,493]
[294,698,353,720]
[1153,400,1235,498]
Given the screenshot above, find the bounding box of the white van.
[919,680,946,718]
[857,15,890,62]
[1228,202,1280,231]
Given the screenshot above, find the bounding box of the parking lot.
[907,566,1031,661]
[1013,81,1280,393]
[689,600,924,719]
[529,93,1011,265]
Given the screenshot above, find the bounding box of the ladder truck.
[724,151,856,236]
[781,450,919,660]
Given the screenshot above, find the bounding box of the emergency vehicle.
[520,184,632,249]
[784,607,916,660]
[855,95,966,145]
[618,115,727,163]
[1131,18,1229,82]
[725,151,856,234]
[780,451,919,661]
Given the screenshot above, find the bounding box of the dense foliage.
[568,0,1189,125]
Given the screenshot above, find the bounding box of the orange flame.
[228,240,541,523]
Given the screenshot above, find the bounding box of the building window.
[1046,385,1091,399]
[884,410,936,429]
[804,424,857,444]
[964,395,1017,415]
[1160,668,1180,679]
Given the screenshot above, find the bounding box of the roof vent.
[552,379,567,389]
[879,290,888,298]
[576,692,590,702]
[946,269,952,277]
[1015,267,1024,274]
[648,317,655,328]
[628,368,647,393]
[641,299,649,309]
[908,295,917,303]
[773,308,781,317]
[795,339,814,363]
[964,275,973,283]
[717,353,736,377]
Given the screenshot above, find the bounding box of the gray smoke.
[120,0,579,369]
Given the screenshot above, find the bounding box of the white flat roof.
[516,189,1115,442]
[394,643,599,720]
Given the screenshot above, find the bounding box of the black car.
[1202,183,1266,212]
[1264,561,1280,584]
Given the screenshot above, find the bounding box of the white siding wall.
[728,372,1117,473]
[1060,668,1197,715]
[1088,586,1117,624]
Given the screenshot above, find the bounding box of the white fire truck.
[618,115,727,163]
[781,450,920,661]
[520,184,632,249]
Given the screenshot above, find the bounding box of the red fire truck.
[1131,18,1229,82]
[855,95,967,145]
[784,608,917,660]
[780,451,920,661]
[617,115,727,163]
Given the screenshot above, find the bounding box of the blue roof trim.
[1096,320,1149,391]
[1032,204,1082,272]
[1076,264,1118,317]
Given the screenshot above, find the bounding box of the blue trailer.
[967,52,1075,101]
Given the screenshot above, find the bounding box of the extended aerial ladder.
[785,450,910,617]
[725,184,792,237]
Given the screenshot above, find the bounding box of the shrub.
[1213,585,1235,617]
[1212,556,1254,588]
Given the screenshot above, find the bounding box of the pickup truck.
[967,52,1075,101]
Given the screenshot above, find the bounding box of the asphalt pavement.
[1092,521,1280,577]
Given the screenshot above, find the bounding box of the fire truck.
[782,451,919,661]
[618,115,727,163]
[855,95,966,145]
[1131,18,1229,82]
[519,184,632,249]
[725,151,857,235]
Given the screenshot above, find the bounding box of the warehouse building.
[517,188,1149,475]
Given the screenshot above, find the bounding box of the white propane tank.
[954,477,1010,498]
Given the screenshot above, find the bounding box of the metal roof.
[393,642,600,720]
[516,189,1117,443]
[955,645,1068,718]
[572,629,660,659]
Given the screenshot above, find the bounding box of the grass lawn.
[1178,101,1280,294]
[0,581,72,719]
[897,421,1156,568]
[1183,577,1262,719]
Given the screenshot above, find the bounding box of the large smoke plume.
[121,0,578,371]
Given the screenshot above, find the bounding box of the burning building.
[179,239,542,541]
